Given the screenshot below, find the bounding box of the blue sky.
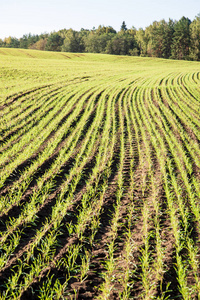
[1,0,200,39]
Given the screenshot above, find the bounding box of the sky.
[0,0,200,39]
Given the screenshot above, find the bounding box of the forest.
[1,14,200,61]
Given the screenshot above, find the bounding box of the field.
[0,48,200,300]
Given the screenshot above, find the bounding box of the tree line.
[1,15,200,61]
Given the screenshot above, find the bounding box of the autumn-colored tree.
[29,38,47,50]
[4,36,19,48]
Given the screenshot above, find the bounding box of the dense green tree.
[19,34,41,49]
[61,29,84,52]
[79,28,90,41]
[189,13,200,60]
[135,28,149,56]
[84,32,114,53]
[83,26,116,53]
[1,14,200,61]
[144,19,174,58]
[4,36,20,48]
[106,32,137,55]
[105,37,125,55]
[19,35,28,48]
[108,36,127,55]
[145,22,157,56]
[171,16,191,60]
[120,21,127,32]
[126,27,139,55]
[161,19,174,58]
[96,25,116,35]
[45,33,64,51]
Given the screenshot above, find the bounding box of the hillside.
[0,48,200,299]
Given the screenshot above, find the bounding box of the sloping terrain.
[0,49,200,299]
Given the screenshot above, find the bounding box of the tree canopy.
[1,17,200,61]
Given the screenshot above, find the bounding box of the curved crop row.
[0,50,200,299]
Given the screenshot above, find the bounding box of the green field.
[0,48,200,299]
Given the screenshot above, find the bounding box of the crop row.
[0,66,200,299]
